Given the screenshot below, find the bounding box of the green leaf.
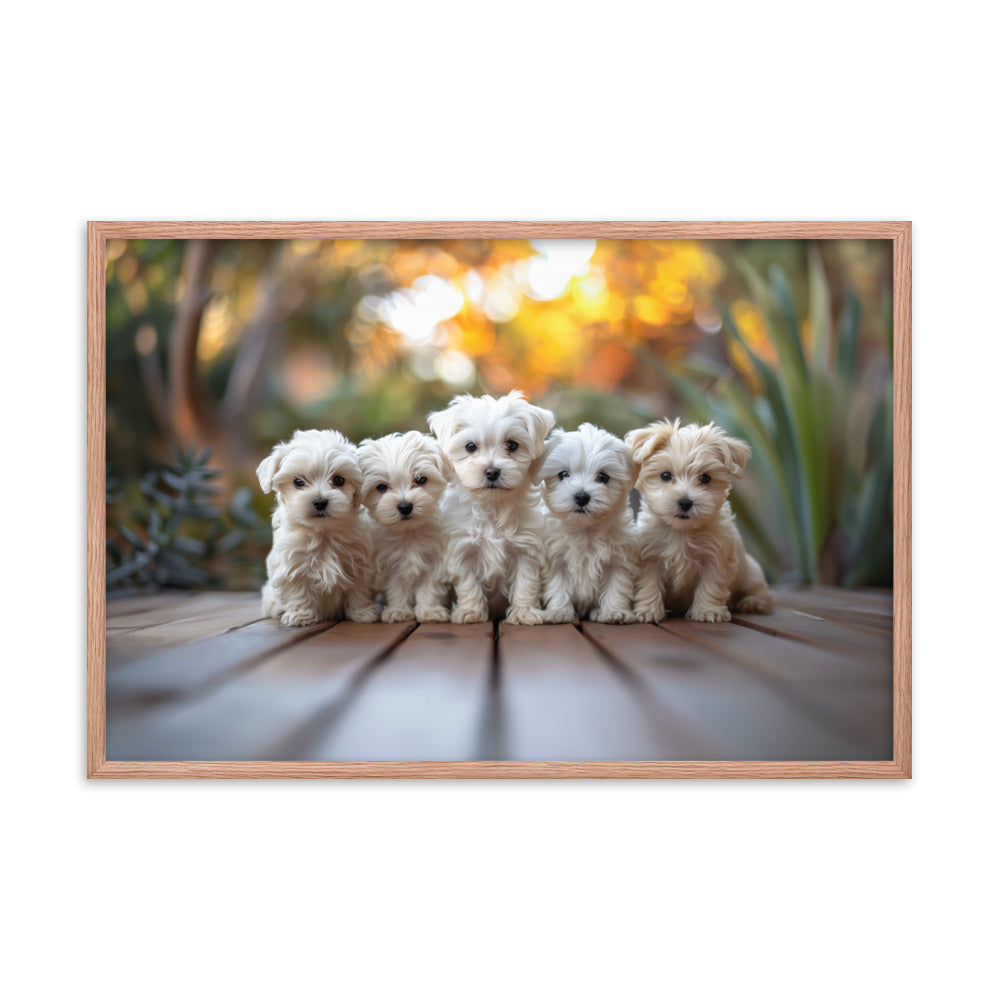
[716,300,817,580]
[172,536,207,556]
[117,523,146,549]
[807,242,832,369]
[217,530,246,552]
[161,470,188,492]
[837,292,860,380]
[767,265,809,380]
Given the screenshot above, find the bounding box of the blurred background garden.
[105,237,893,594]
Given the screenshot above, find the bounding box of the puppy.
[357,431,452,623]
[427,390,556,625]
[257,429,379,627]
[626,419,773,623]
[538,423,638,624]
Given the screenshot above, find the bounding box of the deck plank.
[658,618,891,757]
[107,591,258,630]
[105,590,202,621]
[582,622,877,760]
[107,595,265,665]
[107,618,333,706]
[497,623,712,760]
[305,622,494,761]
[780,587,893,625]
[100,587,895,765]
[107,622,415,761]
[730,606,891,657]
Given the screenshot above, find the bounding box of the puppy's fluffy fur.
[538,423,638,623]
[626,419,773,623]
[428,390,555,624]
[257,429,379,627]
[357,431,452,623]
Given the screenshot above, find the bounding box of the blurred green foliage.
[641,250,892,586]
[106,448,267,593]
[105,237,893,589]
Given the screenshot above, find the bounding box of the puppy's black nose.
[485,467,501,482]
[574,491,591,507]
[397,501,413,516]
[678,497,693,512]
[313,497,328,511]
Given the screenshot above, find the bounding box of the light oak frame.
[87,221,912,779]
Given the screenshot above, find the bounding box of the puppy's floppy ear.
[424,435,454,481]
[427,400,465,446]
[256,441,292,493]
[622,448,640,488]
[341,458,365,509]
[355,439,377,487]
[522,401,558,455]
[533,428,565,483]
[426,407,449,441]
[624,420,677,465]
[523,399,559,481]
[356,436,377,465]
[718,432,751,479]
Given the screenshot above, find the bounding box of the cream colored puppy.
[257,429,379,627]
[428,390,556,625]
[357,431,452,623]
[538,423,638,624]
[626,419,773,623]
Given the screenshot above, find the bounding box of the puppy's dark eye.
[558,470,569,480]
[293,478,306,489]
[596,472,609,484]
[376,483,389,493]
[699,473,711,485]
[660,471,673,482]
[332,475,345,487]
[505,440,519,452]
[465,442,477,453]
[415,476,427,486]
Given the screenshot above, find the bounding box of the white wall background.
[2,2,995,997]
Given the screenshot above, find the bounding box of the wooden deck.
[104,588,893,763]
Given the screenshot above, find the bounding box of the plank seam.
[110,621,340,708]
[258,622,420,760]
[729,615,874,652]
[576,623,725,758]
[656,623,889,751]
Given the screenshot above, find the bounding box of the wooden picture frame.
[88,221,911,778]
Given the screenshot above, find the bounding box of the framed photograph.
[88,222,911,778]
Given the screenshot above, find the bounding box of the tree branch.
[168,239,217,444]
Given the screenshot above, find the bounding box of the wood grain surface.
[99,589,896,773]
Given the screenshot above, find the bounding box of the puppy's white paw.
[592,608,637,625]
[687,606,731,623]
[349,604,381,624]
[506,606,545,626]
[735,592,774,614]
[452,605,489,624]
[633,606,665,624]
[415,605,450,623]
[543,605,576,624]
[381,606,415,623]
[280,609,318,628]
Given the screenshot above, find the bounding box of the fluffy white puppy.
[626,419,774,623]
[538,423,638,624]
[357,431,452,623]
[257,429,379,627]
[427,390,556,625]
